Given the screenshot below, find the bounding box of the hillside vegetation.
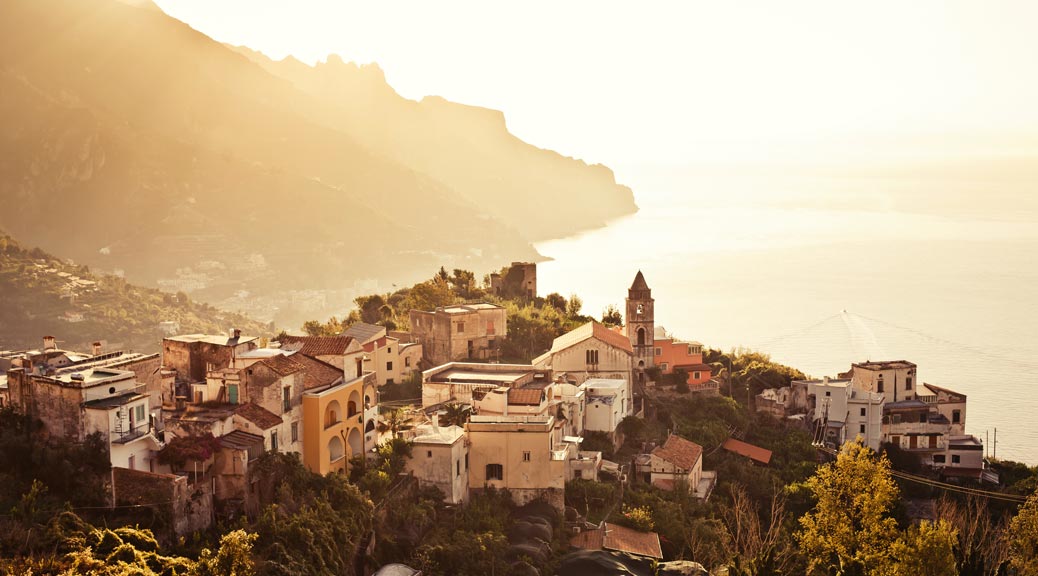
[0,232,268,353]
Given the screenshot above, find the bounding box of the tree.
[601,304,623,327]
[720,484,795,574]
[566,294,583,317]
[796,442,900,576]
[193,530,257,576]
[888,520,958,576]
[1009,488,1038,575]
[544,292,567,312]
[438,403,469,427]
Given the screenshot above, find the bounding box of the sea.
[535,171,1038,464]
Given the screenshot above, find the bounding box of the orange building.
[653,335,712,386]
[301,372,373,475]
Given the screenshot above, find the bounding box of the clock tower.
[625,271,655,376]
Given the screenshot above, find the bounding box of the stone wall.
[113,467,213,539]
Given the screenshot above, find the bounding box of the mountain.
[0,231,269,353]
[228,47,638,240]
[0,0,636,328]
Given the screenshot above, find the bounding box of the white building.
[582,379,629,438]
[406,422,469,504]
[533,321,634,406]
[807,377,884,451]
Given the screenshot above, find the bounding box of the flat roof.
[54,368,136,385]
[583,378,626,389]
[412,424,466,445]
[165,334,258,346]
[853,360,916,371]
[84,392,146,409]
[429,368,532,384]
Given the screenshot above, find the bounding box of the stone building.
[842,360,918,403]
[490,262,537,299]
[409,303,507,366]
[466,414,567,510]
[162,331,258,384]
[405,422,470,504]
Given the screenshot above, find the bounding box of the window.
[405,357,411,367]
[825,391,831,397]
[890,435,900,446]
[655,347,662,356]
[892,414,901,424]
[905,376,913,390]
[387,347,392,354]
[282,386,291,412]
[465,453,469,470]
[585,349,599,365]
[860,408,867,417]
[486,463,503,481]
[952,410,961,424]
[522,451,531,462]
[919,412,927,423]
[933,454,946,464]
[387,361,393,371]
[693,371,701,380]
[952,454,961,464]
[457,322,465,333]
[427,450,433,458]
[135,404,146,424]
[271,431,279,453]
[574,470,582,479]
[291,422,298,442]
[859,424,866,434]
[457,460,461,477]
[877,380,884,393]
[661,363,668,372]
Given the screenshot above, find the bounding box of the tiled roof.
[651,434,703,472]
[508,388,544,406]
[569,527,604,551]
[673,363,713,372]
[722,438,773,465]
[341,323,386,344]
[279,335,354,357]
[549,321,633,355]
[219,429,265,450]
[235,402,283,429]
[258,354,305,377]
[290,353,345,390]
[603,523,662,559]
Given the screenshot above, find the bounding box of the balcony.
[112,422,151,444]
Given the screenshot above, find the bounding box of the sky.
[153,0,1038,180]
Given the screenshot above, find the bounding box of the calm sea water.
[535,175,1038,464]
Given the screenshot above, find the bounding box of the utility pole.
[994,428,997,459]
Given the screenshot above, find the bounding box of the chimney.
[432,412,440,433]
[92,341,103,356]
[42,336,56,351]
[823,376,830,385]
[232,328,242,340]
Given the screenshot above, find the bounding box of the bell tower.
[625,270,655,373]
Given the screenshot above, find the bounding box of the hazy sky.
[154,1,1038,172]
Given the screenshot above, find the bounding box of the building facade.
[409,304,507,366]
[625,271,655,378]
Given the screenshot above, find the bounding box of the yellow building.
[301,372,373,474]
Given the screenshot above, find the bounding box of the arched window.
[328,436,344,462]
[637,327,646,346]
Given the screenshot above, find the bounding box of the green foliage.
[618,505,655,531]
[796,442,901,575]
[887,520,958,576]
[1009,489,1038,575]
[601,304,623,327]
[565,479,618,524]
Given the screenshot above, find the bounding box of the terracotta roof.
[279,335,354,357]
[652,478,677,491]
[722,438,773,465]
[651,434,703,472]
[603,523,662,559]
[235,402,283,430]
[549,321,633,355]
[290,353,345,390]
[258,354,305,377]
[362,336,389,353]
[629,271,650,292]
[508,388,544,406]
[569,527,604,551]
